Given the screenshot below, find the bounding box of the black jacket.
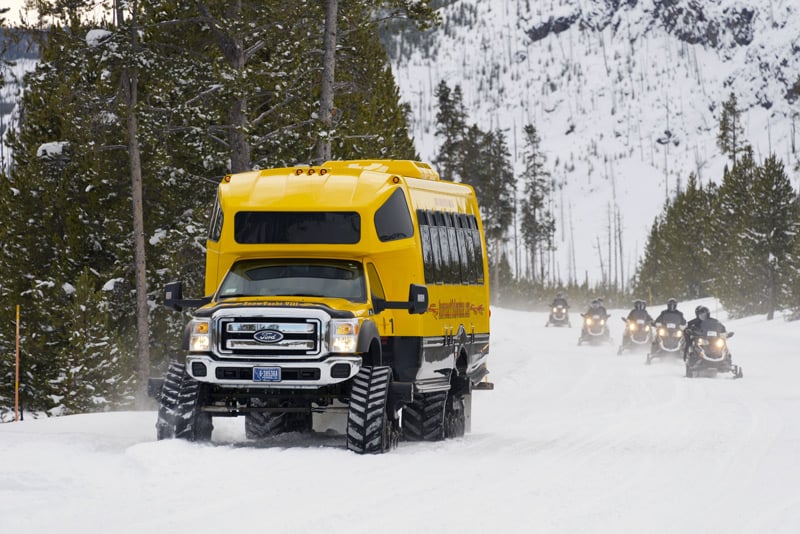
[654,309,686,326]
[686,317,726,338]
[626,309,653,323]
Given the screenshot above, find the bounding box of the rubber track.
[156,361,212,442]
[245,411,287,439]
[155,361,185,440]
[346,366,392,454]
[403,391,447,441]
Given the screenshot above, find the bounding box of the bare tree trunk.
[616,209,624,293]
[118,0,150,408]
[197,1,250,172]
[767,268,776,321]
[317,0,337,164]
[229,94,250,173]
[596,235,606,287]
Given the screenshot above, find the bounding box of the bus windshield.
[216,259,366,303]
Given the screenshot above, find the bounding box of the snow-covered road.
[2,303,799,533]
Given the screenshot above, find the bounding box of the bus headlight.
[189,319,211,352]
[330,319,359,353]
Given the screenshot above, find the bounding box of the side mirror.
[371,284,429,314]
[164,281,184,311]
[163,281,213,312]
[408,284,428,315]
[726,332,735,338]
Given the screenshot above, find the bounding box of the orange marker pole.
[15,304,20,422]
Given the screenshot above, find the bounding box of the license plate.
[706,331,717,337]
[253,367,281,382]
[667,323,676,329]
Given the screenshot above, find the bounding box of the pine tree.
[457,126,515,281]
[713,147,760,316]
[717,92,746,167]
[635,174,717,301]
[519,123,554,283]
[330,2,419,160]
[55,268,135,414]
[745,154,800,319]
[433,81,467,181]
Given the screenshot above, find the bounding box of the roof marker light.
[295,169,304,175]
[392,176,400,184]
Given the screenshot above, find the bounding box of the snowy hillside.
[387,0,800,284]
[0,29,37,173]
[2,303,800,533]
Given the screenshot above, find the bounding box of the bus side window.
[430,211,445,284]
[208,193,223,242]
[435,211,453,284]
[456,214,475,284]
[417,210,436,284]
[469,215,485,285]
[366,263,386,300]
[445,212,461,284]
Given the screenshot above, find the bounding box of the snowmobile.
[645,321,685,364]
[617,317,653,355]
[578,312,611,345]
[684,322,742,379]
[545,303,571,327]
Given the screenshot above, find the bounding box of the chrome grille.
[217,316,322,358]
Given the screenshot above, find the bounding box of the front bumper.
[185,354,362,388]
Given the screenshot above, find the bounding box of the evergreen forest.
[0,3,799,420]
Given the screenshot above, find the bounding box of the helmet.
[667,298,677,311]
[634,299,646,311]
[556,292,564,299]
[695,305,709,321]
[591,299,599,309]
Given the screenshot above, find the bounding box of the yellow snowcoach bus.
[151,160,492,453]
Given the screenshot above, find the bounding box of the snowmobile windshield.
[697,318,726,335]
[216,259,366,303]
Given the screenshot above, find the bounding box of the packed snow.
[2,300,799,533]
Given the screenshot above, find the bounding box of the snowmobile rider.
[618,299,653,352]
[653,298,686,326]
[651,298,686,352]
[625,299,653,324]
[585,298,607,317]
[683,305,726,361]
[579,299,609,341]
[551,292,569,309]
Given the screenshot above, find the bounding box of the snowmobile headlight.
[599,319,605,325]
[329,318,359,354]
[585,317,593,325]
[658,328,666,337]
[714,338,726,349]
[697,338,709,346]
[189,319,211,352]
[628,322,637,331]
[674,330,683,338]
[552,307,558,313]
